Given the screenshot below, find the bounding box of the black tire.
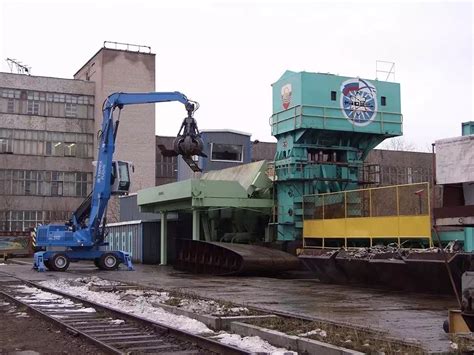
[98,253,119,271]
[50,253,70,272]
[44,259,53,271]
[93,258,100,268]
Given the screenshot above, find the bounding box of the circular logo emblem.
[340,78,377,126]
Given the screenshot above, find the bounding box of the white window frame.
[27,100,40,115]
[65,102,77,117]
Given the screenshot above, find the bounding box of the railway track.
[0,271,247,355]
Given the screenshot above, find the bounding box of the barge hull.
[299,249,474,294]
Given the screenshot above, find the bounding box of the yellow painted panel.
[399,215,430,237]
[304,216,431,239]
[369,216,399,237]
[303,220,322,237]
[345,218,372,237]
[322,219,346,237]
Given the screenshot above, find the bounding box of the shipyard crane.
[33,92,206,272]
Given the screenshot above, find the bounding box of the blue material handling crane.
[33,92,206,272]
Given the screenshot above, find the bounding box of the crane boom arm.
[85,91,202,244]
[104,91,190,108]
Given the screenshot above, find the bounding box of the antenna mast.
[6,58,31,75]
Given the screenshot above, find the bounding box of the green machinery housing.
[271,71,403,241]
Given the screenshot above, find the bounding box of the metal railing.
[302,182,432,248]
[270,104,403,135]
[303,182,430,220]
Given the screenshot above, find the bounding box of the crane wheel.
[50,253,70,272]
[98,253,119,271]
[44,259,53,271]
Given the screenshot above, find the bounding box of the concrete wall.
[252,140,276,161]
[365,149,433,186]
[435,135,474,184]
[156,136,177,186]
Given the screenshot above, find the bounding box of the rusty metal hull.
[174,239,300,275]
[299,249,474,294]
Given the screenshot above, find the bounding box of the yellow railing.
[303,182,432,248]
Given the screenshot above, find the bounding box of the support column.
[465,227,474,252]
[160,211,167,265]
[192,209,200,241]
[201,213,211,242]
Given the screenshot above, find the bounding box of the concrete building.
[0,43,157,231]
[364,149,433,186]
[0,73,95,231]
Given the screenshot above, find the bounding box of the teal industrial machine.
[271,71,403,241]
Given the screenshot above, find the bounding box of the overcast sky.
[1,0,472,151]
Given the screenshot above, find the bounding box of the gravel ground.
[0,296,105,354]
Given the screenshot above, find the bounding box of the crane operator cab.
[111,160,133,195]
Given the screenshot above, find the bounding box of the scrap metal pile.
[300,245,473,294]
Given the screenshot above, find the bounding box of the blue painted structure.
[34,92,200,271]
[271,71,403,241]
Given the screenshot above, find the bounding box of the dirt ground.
[0,297,104,355]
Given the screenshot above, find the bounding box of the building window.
[0,128,92,158]
[381,96,387,106]
[65,103,77,117]
[0,209,73,231]
[331,91,337,101]
[1,89,20,99]
[1,88,93,119]
[51,172,64,196]
[75,172,90,197]
[7,99,14,113]
[0,137,13,153]
[27,100,40,115]
[211,143,243,162]
[0,169,91,197]
[64,143,76,157]
[24,171,39,195]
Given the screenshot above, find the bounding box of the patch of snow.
[109,319,125,325]
[65,307,96,313]
[0,263,6,266]
[450,341,458,350]
[15,312,29,318]
[40,278,211,335]
[7,284,95,313]
[32,303,78,308]
[212,333,297,354]
[170,297,250,316]
[299,328,327,337]
[0,302,10,306]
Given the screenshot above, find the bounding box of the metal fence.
[303,182,430,220]
[303,182,432,248]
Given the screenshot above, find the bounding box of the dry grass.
[248,316,424,354]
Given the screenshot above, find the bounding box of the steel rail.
[0,271,248,355]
